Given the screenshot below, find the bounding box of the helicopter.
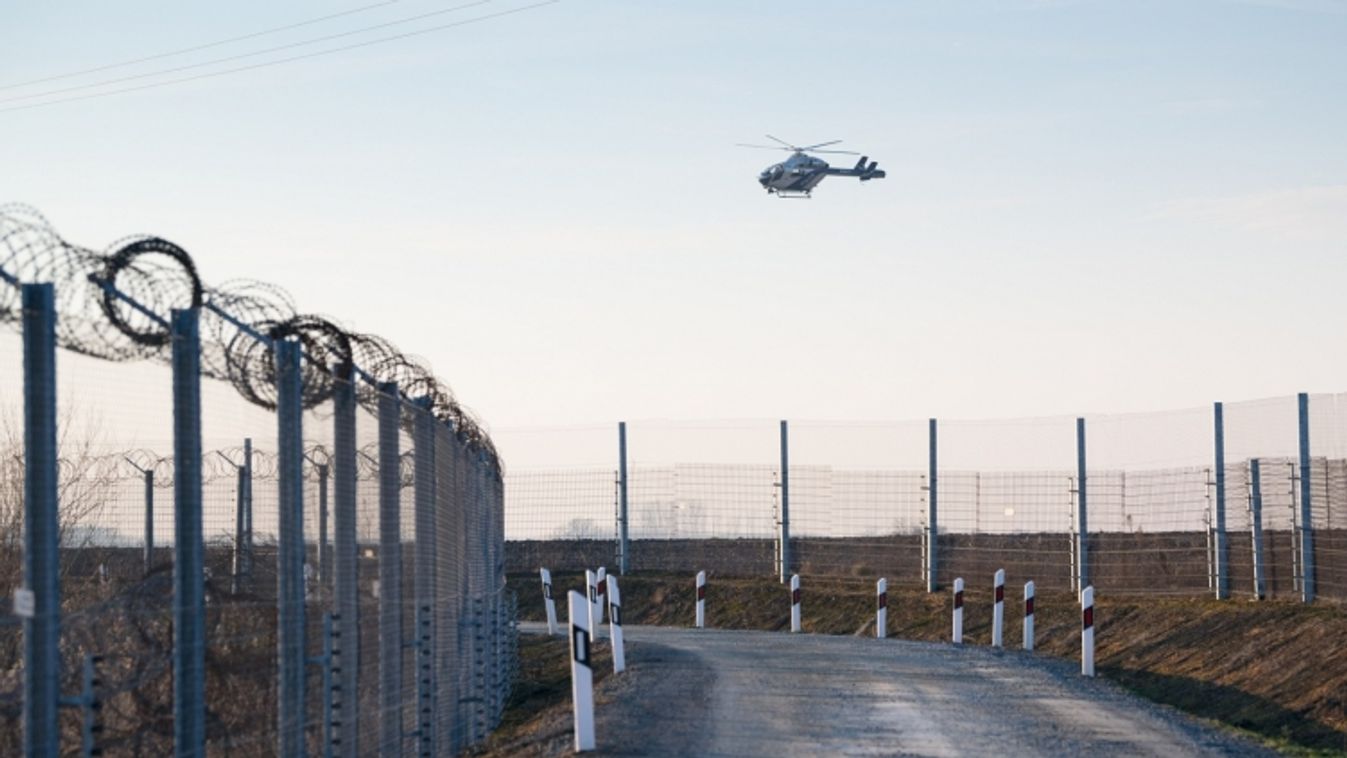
[739,135,886,198]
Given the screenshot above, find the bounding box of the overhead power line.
[0,1,559,114]
[0,1,400,93]
[1,0,494,106]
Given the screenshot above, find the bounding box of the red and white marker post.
[952,577,964,644]
[585,569,599,635]
[540,567,558,636]
[1081,585,1095,677]
[596,566,608,623]
[876,578,888,639]
[992,569,1005,648]
[568,591,596,751]
[790,574,802,633]
[695,570,706,629]
[608,575,625,673]
[1023,580,1035,651]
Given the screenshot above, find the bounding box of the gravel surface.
[523,623,1274,757]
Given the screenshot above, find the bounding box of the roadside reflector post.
[992,569,1005,648]
[952,577,964,644]
[585,570,599,638]
[876,578,888,639]
[695,570,706,629]
[1081,585,1095,677]
[596,566,608,623]
[568,591,596,752]
[608,576,625,673]
[1023,580,1035,651]
[540,567,558,636]
[790,574,801,633]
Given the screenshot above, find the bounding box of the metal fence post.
[927,418,938,593]
[1212,402,1229,599]
[434,422,460,752]
[779,420,791,583]
[21,283,59,758]
[276,340,306,757]
[170,307,205,757]
[413,401,437,757]
[317,463,330,587]
[1076,417,1089,591]
[617,421,630,574]
[232,464,246,594]
[244,437,254,580]
[143,468,155,577]
[1249,458,1266,599]
[1297,392,1316,602]
[377,383,402,758]
[332,366,359,757]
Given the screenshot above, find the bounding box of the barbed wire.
[0,203,499,469]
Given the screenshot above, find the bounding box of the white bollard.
[790,574,801,633]
[876,578,888,639]
[952,577,964,644]
[1023,580,1035,651]
[568,591,596,751]
[540,567,558,636]
[992,569,1005,648]
[585,569,599,637]
[608,575,625,673]
[1081,585,1095,677]
[695,570,706,629]
[596,566,607,623]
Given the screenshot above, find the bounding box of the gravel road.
[528,623,1273,757]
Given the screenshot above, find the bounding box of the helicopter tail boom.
[825,159,887,182]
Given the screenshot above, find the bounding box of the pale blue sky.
[3,0,1346,433]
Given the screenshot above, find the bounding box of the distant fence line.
[503,400,1347,604]
[1,205,510,757]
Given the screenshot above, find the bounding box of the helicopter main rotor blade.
[737,143,793,150]
[808,148,860,155]
[798,139,844,151]
[765,134,798,150]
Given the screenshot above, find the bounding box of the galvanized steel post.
[232,464,246,594]
[1249,459,1266,599]
[377,382,402,757]
[332,365,359,756]
[413,400,437,757]
[1076,417,1089,591]
[779,420,791,583]
[276,340,306,757]
[927,418,938,593]
[617,421,630,574]
[21,283,59,758]
[142,469,154,577]
[1297,393,1315,602]
[1213,402,1229,599]
[243,436,254,579]
[170,307,205,757]
[317,463,329,588]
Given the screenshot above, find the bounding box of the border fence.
[502,399,1347,604]
[0,205,511,756]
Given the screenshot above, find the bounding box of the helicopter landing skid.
[767,189,812,199]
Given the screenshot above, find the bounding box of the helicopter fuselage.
[758,152,831,196]
[757,150,886,197]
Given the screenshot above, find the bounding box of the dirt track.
[535,624,1272,757]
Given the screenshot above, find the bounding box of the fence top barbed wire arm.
[0,203,502,470]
